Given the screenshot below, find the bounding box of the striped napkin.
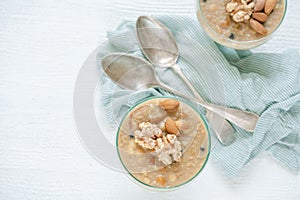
[98,15,300,176]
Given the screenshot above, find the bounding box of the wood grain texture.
[0,0,300,199]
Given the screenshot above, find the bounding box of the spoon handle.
[172,64,203,100]
[157,82,259,132]
[172,64,236,145]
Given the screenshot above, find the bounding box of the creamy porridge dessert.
[197,0,286,49]
[117,97,210,188]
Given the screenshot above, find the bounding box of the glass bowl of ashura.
[116,97,211,190]
[196,0,287,49]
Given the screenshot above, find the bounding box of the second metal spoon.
[102,53,259,132]
[136,16,236,145]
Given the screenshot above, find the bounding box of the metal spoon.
[136,16,235,145]
[101,53,259,132]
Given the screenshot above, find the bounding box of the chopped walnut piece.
[226,2,238,12]
[248,2,255,8]
[134,121,183,166]
[166,134,177,144]
[226,0,256,23]
[155,135,182,165]
[232,10,248,22]
[231,5,245,15]
[134,122,163,149]
[241,0,247,5]
[134,136,157,149]
[138,122,163,138]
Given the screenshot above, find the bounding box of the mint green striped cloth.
[98,16,300,176]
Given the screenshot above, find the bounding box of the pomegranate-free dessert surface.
[117,98,210,188]
[197,0,286,49]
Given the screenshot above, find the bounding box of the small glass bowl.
[116,96,211,190]
[195,0,287,49]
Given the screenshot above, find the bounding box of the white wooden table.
[1,0,300,199]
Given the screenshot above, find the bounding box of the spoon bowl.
[136,16,178,67]
[102,53,158,90]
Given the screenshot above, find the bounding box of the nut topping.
[254,0,266,12]
[250,19,268,35]
[226,2,239,12]
[252,12,268,22]
[133,121,183,166]
[225,0,275,35]
[227,0,255,22]
[232,10,249,22]
[165,117,180,135]
[159,99,180,111]
[264,0,277,15]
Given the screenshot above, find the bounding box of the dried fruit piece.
[149,156,156,165]
[250,19,268,35]
[264,0,277,15]
[252,12,268,22]
[254,0,266,12]
[200,146,206,152]
[159,99,180,110]
[156,175,166,185]
[165,117,180,135]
